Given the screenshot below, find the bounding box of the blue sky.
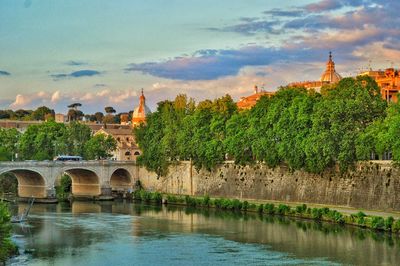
[0,0,399,113]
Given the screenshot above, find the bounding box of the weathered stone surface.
[140,161,400,212]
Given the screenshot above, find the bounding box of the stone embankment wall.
[138,161,400,212]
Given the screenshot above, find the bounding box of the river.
[7,201,400,265]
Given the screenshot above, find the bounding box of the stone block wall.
[138,161,400,212]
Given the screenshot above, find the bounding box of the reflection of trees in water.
[11,201,400,265]
[133,203,400,265]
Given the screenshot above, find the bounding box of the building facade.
[359,68,400,103]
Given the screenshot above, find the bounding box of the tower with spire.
[320,51,342,83]
[131,89,151,127]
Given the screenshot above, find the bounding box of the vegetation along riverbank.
[0,202,18,263]
[133,190,400,234]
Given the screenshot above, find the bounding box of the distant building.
[94,127,141,161]
[120,113,129,125]
[132,89,151,127]
[55,113,66,123]
[359,68,400,103]
[289,52,342,92]
[237,85,275,110]
[0,120,42,132]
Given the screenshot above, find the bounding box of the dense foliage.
[0,121,117,161]
[0,202,18,262]
[135,76,393,175]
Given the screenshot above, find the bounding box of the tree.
[18,121,68,160]
[94,112,104,123]
[84,134,117,160]
[105,106,116,114]
[67,103,82,110]
[304,76,386,172]
[32,106,55,121]
[66,122,92,156]
[67,109,84,121]
[0,128,20,161]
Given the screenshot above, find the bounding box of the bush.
[277,204,290,215]
[392,219,400,233]
[202,195,210,207]
[232,199,242,211]
[370,216,385,230]
[257,204,264,213]
[355,211,366,226]
[327,210,344,224]
[139,190,152,202]
[311,208,323,220]
[295,204,307,214]
[264,203,275,214]
[152,192,163,204]
[242,201,249,211]
[185,195,197,207]
[0,202,17,262]
[384,216,394,231]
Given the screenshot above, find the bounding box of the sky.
[0,0,399,114]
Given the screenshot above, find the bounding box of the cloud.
[263,9,304,17]
[65,60,88,66]
[208,20,280,35]
[126,46,319,80]
[6,89,141,114]
[304,0,364,13]
[10,91,51,109]
[0,70,11,76]
[50,69,102,80]
[51,91,61,103]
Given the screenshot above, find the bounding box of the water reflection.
[9,201,400,266]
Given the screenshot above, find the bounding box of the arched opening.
[64,169,100,197]
[110,168,132,191]
[134,151,140,156]
[0,172,18,196]
[1,169,47,198]
[55,173,72,200]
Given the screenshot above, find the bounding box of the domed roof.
[320,52,342,83]
[132,89,151,126]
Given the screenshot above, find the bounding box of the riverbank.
[0,202,18,263]
[133,190,400,234]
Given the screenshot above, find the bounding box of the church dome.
[320,52,342,83]
[132,89,151,126]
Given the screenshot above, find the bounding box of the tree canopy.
[134,76,390,176]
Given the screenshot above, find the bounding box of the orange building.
[359,68,400,102]
[289,52,342,92]
[237,85,275,110]
[132,89,151,127]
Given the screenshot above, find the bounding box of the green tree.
[305,76,386,172]
[18,121,68,160]
[84,134,117,160]
[66,121,92,156]
[0,128,20,161]
[31,106,55,121]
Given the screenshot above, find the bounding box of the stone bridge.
[0,161,139,200]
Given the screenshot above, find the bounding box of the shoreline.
[132,190,400,234]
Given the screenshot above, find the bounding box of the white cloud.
[51,91,61,103]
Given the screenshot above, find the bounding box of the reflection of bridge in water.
[0,161,139,200]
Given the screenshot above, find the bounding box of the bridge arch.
[0,169,47,198]
[110,168,133,191]
[63,168,101,197]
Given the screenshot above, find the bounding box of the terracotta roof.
[95,127,133,136]
[237,91,275,110]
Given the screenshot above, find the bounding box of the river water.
[7,201,400,266]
